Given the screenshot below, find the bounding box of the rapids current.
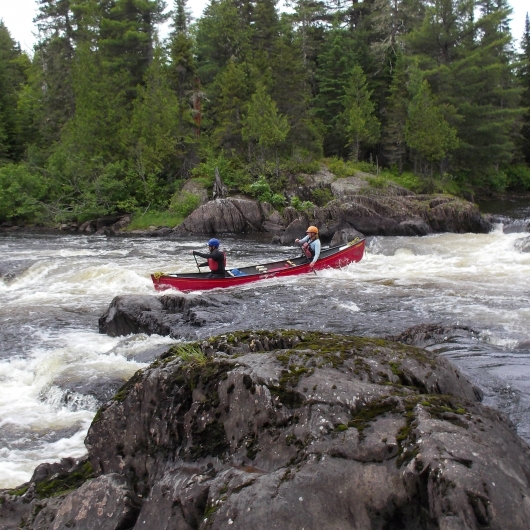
[0,223,529,488]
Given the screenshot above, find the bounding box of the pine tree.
[405,79,458,176]
[241,83,290,171]
[167,0,196,102]
[98,0,169,97]
[406,0,523,180]
[211,59,253,154]
[195,0,252,84]
[126,44,188,205]
[0,22,29,161]
[314,27,357,157]
[341,66,380,162]
[382,49,409,172]
[518,14,530,163]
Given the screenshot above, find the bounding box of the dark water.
[0,226,529,487]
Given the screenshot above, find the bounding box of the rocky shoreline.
[2,329,530,529]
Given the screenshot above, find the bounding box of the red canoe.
[151,238,365,292]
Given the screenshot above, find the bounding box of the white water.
[0,227,529,488]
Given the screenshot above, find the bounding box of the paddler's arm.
[191,250,209,267]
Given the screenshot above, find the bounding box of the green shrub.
[323,157,356,178]
[248,176,273,202]
[270,193,286,208]
[0,163,48,222]
[506,165,530,190]
[311,187,334,206]
[169,191,201,217]
[290,196,316,213]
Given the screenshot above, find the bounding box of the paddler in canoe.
[295,226,321,270]
[190,238,227,277]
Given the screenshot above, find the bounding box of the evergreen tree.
[270,17,323,158]
[33,0,79,146]
[126,44,188,206]
[407,0,523,180]
[382,49,409,172]
[405,79,458,176]
[241,83,290,171]
[518,14,530,163]
[314,27,357,157]
[167,0,196,102]
[98,0,168,98]
[195,0,252,84]
[0,22,29,161]
[342,66,380,162]
[211,59,254,154]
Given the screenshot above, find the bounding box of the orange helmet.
[306,226,319,234]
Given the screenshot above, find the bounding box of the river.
[1,216,529,489]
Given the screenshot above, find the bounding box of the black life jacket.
[208,251,226,271]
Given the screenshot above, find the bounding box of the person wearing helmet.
[295,226,321,269]
[191,238,227,277]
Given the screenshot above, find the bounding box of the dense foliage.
[1,0,530,224]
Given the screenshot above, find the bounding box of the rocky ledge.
[2,331,530,529]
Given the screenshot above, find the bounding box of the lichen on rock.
[3,330,530,529]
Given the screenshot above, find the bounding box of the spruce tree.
[407,0,523,181]
[314,27,357,157]
[519,14,530,164]
[382,49,409,172]
[0,22,29,161]
[241,83,290,171]
[405,79,458,177]
[167,0,196,102]
[341,66,380,162]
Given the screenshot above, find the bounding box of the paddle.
[192,252,201,273]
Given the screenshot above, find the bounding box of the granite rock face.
[4,331,530,529]
[170,193,491,242]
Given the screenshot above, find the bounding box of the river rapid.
[1,218,529,489]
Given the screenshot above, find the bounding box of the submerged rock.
[3,331,530,529]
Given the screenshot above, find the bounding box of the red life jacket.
[208,252,226,271]
[301,242,314,259]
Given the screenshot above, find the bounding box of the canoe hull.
[152,239,365,292]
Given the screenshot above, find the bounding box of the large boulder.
[98,294,239,339]
[173,198,271,234]
[5,331,530,529]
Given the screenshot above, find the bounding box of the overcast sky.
[0,0,528,55]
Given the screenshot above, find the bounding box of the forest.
[1,0,530,227]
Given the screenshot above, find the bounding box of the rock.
[98,294,238,339]
[174,198,265,234]
[84,332,530,529]
[503,220,530,234]
[182,179,209,205]
[330,175,367,198]
[0,259,36,283]
[5,331,530,529]
[514,236,530,253]
[330,227,365,246]
[279,218,308,245]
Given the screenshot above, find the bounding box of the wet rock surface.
[3,331,530,529]
[98,293,239,339]
[0,259,36,282]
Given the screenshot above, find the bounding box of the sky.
[0,0,528,55]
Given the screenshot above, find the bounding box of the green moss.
[7,485,29,496]
[348,398,397,439]
[33,462,94,499]
[334,424,348,432]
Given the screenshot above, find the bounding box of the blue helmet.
[207,238,220,248]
